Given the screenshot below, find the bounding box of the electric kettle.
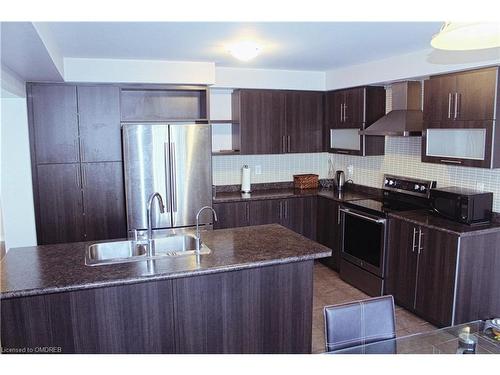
[334,170,345,191]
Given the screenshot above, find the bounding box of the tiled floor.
[312,262,436,353]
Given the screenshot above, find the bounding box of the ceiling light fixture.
[431,22,500,51]
[228,41,261,61]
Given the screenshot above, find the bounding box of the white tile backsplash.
[212,153,330,185]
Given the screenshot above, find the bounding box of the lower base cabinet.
[385,217,500,327]
[316,197,341,271]
[213,196,317,240]
[1,261,314,354]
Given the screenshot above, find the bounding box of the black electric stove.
[339,174,436,297]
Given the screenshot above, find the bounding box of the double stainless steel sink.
[85,234,211,266]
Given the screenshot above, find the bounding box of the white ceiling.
[35,22,442,71]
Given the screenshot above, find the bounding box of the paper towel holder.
[241,165,251,193]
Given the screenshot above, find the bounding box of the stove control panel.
[383,174,436,198]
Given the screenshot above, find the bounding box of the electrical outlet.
[476,182,485,192]
[255,165,262,175]
[347,165,354,178]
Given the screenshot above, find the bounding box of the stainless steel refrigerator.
[122,123,213,232]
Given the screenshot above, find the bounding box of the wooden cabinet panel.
[455,68,497,121]
[385,218,418,310]
[77,86,122,162]
[285,91,324,153]
[283,197,317,240]
[344,87,365,125]
[249,199,282,226]
[415,227,458,327]
[82,162,127,241]
[173,261,313,354]
[423,74,456,122]
[316,197,341,270]
[31,85,79,163]
[236,90,286,155]
[36,164,85,244]
[213,202,249,229]
[325,91,343,126]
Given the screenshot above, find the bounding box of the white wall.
[214,66,325,90]
[64,57,216,84]
[325,47,500,90]
[0,83,37,250]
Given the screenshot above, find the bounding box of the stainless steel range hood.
[360,81,423,137]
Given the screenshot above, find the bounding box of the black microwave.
[430,187,493,225]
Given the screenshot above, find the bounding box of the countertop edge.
[0,250,331,300]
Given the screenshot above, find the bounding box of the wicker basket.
[293,174,319,190]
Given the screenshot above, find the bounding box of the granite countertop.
[0,224,331,299]
[213,187,378,204]
[388,210,500,237]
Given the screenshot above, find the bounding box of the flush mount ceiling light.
[228,41,261,61]
[431,22,500,50]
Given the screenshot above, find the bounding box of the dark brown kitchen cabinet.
[36,163,85,244]
[248,199,282,226]
[213,197,317,240]
[424,67,498,123]
[386,217,458,327]
[282,197,317,240]
[325,86,386,156]
[77,86,122,162]
[82,162,127,241]
[285,91,324,153]
[213,202,250,229]
[30,84,79,164]
[232,90,286,155]
[232,89,324,154]
[316,197,341,271]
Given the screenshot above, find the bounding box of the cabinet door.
[285,91,324,153]
[385,218,418,310]
[316,197,341,270]
[249,200,282,226]
[325,91,344,127]
[36,164,85,244]
[77,86,122,162]
[213,202,249,229]
[423,75,457,122]
[238,90,286,154]
[82,162,127,241]
[31,85,79,163]
[415,227,458,327]
[283,197,317,240]
[455,68,497,121]
[344,87,365,125]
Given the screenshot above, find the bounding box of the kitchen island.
[0,224,330,354]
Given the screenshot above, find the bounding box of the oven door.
[340,207,387,277]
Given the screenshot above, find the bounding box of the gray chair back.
[323,295,396,352]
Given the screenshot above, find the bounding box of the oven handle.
[339,207,386,224]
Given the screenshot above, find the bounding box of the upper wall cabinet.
[422,67,500,168]
[424,67,498,123]
[120,88,208,122]
[78,86,122,162]
[30,85,80,164]
[231,89,324,155]
[325,86,386,156]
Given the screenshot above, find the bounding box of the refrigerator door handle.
[170,142,178,213]
[163,142,171,213]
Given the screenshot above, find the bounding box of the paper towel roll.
[241,165,251,193]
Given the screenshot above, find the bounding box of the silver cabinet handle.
[339,207,386,224]
[75,167,81,188]
[417,229,424,254]
[448,93,452,119]
[287,135,291,153]
[456,92,461,119]
[82,164,87,188]
[336,150,350,154]
[163,143,171,212]
[343,103,348,122]
[440,159,462,164]
[170,143,177,212]
[412,227,418,253]
[340,103,343,123]
[454,92,459,119]
[282,135,286,153]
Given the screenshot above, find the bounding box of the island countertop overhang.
[0,224,331,299]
